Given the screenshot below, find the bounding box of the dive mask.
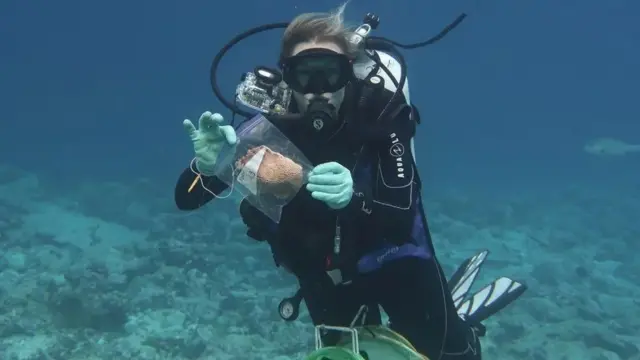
[281,48,354,94]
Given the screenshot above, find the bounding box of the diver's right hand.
[183,111,237,176]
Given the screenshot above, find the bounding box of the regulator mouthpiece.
[306,98,337,132]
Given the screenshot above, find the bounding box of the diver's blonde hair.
[280,2,358,61]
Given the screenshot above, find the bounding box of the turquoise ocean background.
[0,0,639,359]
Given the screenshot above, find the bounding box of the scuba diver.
[175,4,526,360]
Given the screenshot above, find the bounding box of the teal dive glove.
[183,111,237,176]
[306,162,354,210]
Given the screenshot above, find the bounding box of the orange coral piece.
[235,146,304,199]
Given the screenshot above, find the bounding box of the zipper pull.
[333,221,341,255]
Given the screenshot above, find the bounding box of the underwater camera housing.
[236,66,292,115]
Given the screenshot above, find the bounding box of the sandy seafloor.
[0,165,638,360]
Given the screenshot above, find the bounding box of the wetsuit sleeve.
[342,111,417,242]
[174,159,229,210]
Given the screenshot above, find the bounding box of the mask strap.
[189,158,235,199]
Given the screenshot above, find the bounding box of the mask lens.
[283,53,351,94]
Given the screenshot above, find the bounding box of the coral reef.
[0,165,638,359]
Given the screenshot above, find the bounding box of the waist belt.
[357,243,431,274]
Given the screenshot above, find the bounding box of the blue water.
[0,0,639,359]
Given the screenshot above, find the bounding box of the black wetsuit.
[175,84,482,359]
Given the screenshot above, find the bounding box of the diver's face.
[289,41,347,112]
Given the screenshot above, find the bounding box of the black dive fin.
[448,250,489,308]
[457,277,527,325]
[447,258,472,292]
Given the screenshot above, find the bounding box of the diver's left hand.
[307,162,353,210]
